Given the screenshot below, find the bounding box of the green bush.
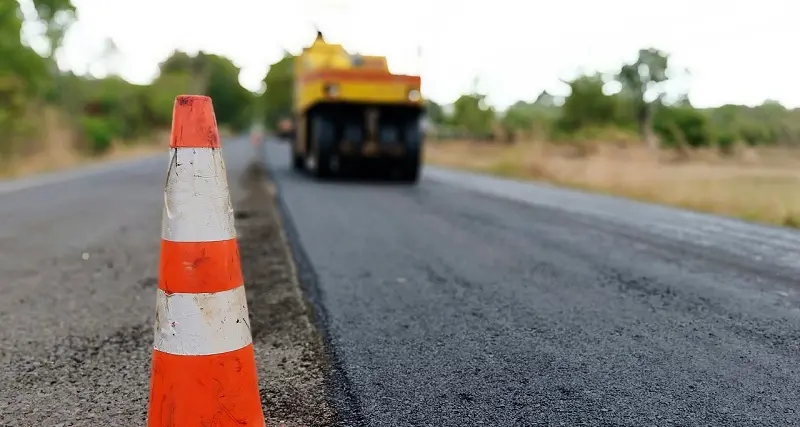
[714,131,738,154]
[653,105,711,148]
[79,116,117,155]
[557,74,620,133]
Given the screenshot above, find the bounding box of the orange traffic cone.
[147,95,266,427]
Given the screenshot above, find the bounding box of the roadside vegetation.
[4,1,798,227]
[420,49,800,228]
[0,0,259,178]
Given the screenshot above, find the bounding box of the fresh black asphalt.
[265,140,800,427]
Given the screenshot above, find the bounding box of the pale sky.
[19,0,800,109]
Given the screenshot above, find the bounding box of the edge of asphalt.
[0,152,165,195]
[260,159,369,427]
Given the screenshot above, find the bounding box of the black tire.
[398,119,422,184]
[403,118,423,153]
[313,149,333,178]
[310,113,335,179]
[398,150,421,184]
[291,143,304,171]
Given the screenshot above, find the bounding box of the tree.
[0,0,53,157]
[159,51,196,74]
[499,92,564,141]
[558,73,619,133]
[617,48,670,148]
[158,50,211,95]
[31,0,76,59]
[0,1,54,95]
[261,52,295,130]
[653,105,711,148]
[500,101,537,140]
[30,0,77,107]
[155,50,255,131]
[451,93,495,138]
[202,53,254,131]
[534,90,556,108]
[424,99,445,125]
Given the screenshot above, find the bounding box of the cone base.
[147,344,265,427]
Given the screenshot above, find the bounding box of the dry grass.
[424,139,800,228]
[0,108,167,180]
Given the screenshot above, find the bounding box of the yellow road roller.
[288,31,424,183]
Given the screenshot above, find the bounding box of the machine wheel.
[291,142,304,171]
[341,123,364,177]
[397,119,422,183]
[398,150,421,184]
[309,113,335,178]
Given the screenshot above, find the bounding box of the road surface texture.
[264,140,800,427]
[0,138,336,427]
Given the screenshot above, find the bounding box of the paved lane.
[266,140,800,427]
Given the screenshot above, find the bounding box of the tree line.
[259,48,800,151]
[423,49,800,151]
[3,0,797,169]
[1,0,258,165]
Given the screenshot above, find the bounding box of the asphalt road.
[3,137,800,426]
[0,147,179,425]
[264,140,800,426]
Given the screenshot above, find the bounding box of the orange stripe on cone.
[158,239,243,294]
[148,94,266,427]
[148,345,263,426]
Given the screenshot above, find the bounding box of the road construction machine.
[288,31,424,182]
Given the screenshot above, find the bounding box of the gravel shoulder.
[236,161,337,427]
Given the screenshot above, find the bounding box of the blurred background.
[1,0,798,225]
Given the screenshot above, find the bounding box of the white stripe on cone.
[153,285,252,356]
[162,147,236,243]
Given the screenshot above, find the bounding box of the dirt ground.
[425,140,800,228]
[235,162,338,427]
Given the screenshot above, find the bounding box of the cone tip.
[175,94,211,106]
[170,94,220,149]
